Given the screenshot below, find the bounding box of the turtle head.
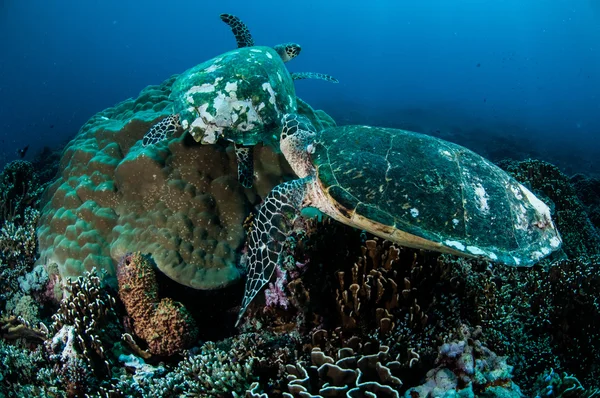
[281,113,316,178]
[273,43,301,63]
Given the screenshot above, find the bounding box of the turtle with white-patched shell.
[142,14,338,188]
[236,114,562,325]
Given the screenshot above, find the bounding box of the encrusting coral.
[117,252,198,356]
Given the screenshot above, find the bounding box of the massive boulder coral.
[36,73,332,291]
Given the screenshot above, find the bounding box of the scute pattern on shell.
[171,46,296,150]
[312,125,560,266]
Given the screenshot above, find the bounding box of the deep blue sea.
[1,0,599,174]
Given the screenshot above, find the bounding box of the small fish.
[17,145,29,158]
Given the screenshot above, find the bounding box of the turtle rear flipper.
[220,13,255,48]
[273,43,302,63]
[234,143,254,188]
[142,115,181,147]
[291,72,339,83]
[236,177,311,326]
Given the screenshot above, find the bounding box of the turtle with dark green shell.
[142,14,338,188]
[236,114,562,325]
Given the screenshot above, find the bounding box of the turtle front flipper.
[236,177,311,327]
[291,72,339,83]
[220,13,255,48]
[273,43,302,63]
[234,143,254,188]
[142,115,181,147]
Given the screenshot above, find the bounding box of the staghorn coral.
[117,252,198,356]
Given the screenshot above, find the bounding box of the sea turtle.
[236,114,562,325]
[142,46,297,188]
[220,13,339,84]
[142,14,338,188]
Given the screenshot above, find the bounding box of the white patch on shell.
[288,95,294,109]
[489,253,498,260]
[225,81,238,93]
[439,149,453,160]
[513,257,521,266]
[510,185,523,200]
[531,251,543,260]
[452,218,459,226]
[467,246,486,256]
[250,49,262,53]
[410,208,419,218]
[550,236,561,248]
[277,72,282,82]
[474,183,489,214]
[262,83,280,114]
[519,184,551,220]
[514,204,529,231]
[186,83,216,98]
[445,240,465,251]
[257,102,265,112]
[203,63,221,73]
[266,52,273,59]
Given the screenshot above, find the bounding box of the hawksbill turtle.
[236,114,562,325]
[220,13,339,83]
[142,14,338,188]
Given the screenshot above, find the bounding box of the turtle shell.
[312,125,561,266]
[171,46,296,148]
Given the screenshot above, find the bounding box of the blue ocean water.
[0,0,599,173]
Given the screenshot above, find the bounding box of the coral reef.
[571,173,600,230]
[0,160,45,226]
[284,341,402,397]
[117,252,199,356]
[48,268,120,379]
[36,73,334,293]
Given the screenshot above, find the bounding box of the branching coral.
[0,160,44,226]
[48,268,119,380]
[0,207,40,313]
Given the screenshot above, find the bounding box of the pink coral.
[264,266,289,309]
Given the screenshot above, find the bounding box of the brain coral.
[37,73,330,291]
